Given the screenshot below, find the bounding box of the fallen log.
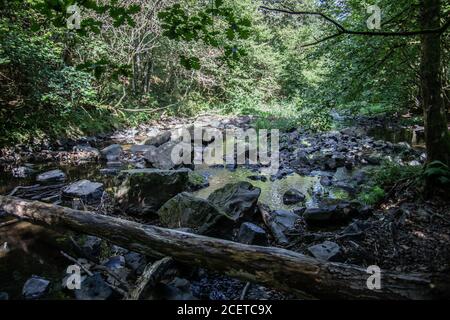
[0,195,448,300]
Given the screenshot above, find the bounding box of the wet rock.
[75,273,113,300]
[36,169,66,183]
[282,188,306,205]
[150,278,196,300]
[100,144,123,161]
[158,193,234,239]
[145,131,172,147]
[0,292,8,300]
[62,180,104,204]
[22,276,50,300]
[12,166,35,178]
[207,181,261,222]
[266,210,299,245]
[115,168,190,215]
[307,241,342,262]
[237,222,268,246]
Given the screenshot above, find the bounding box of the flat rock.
[22,276,50,300]
[62,180,104,204]
[307,241,341,262]
[36,169,66,183]
[144,141,191,170]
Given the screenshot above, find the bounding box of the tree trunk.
[1,195,449,300]
[420,0,450,166]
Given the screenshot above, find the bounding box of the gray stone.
[103,255,125,270]
[36,169,66,183]
[207,181,261,222]
[307,241,341,262]
[144,141,191,170]
[100,144,123,161]
[75,273,113,300]
[266,210,299,245]
[158,193,234,238]
[22,276,50,299]
[62,180,104,204]
[145,131,172,147]
[238,222,268,246]
[115,168,190,215]
[282,188,306,205]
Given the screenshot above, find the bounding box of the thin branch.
[260,6,450,37]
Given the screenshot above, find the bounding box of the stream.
[0,119,424,300]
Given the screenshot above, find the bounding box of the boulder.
[145,131,172,147]
[62,180,104,204]
[36,169,66,183]
[158,193,234,239]
[78,235,103,258]
[22,276,50,300]
[265,210,299,245]
[237,222,268,246]
[144,141,192,170]
[282,188,306,205]
[188,171,209,191]
[75,273,113,300]
[115,169,190,215]
[124,252,146,274]
[307,241,342,262]
[207,181,261,222]
[100,144,123,161]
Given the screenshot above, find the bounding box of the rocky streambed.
[2,114,446,300]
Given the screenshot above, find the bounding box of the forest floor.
[0,113,449,300]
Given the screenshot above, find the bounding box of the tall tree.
[420,0,450,166]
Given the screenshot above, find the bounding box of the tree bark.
[420,0,450,166]
[1,195,449,300]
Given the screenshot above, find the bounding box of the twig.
[125,257,174,300]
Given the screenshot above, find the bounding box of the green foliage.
[423,161,450,186]
[358,186,386,205]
